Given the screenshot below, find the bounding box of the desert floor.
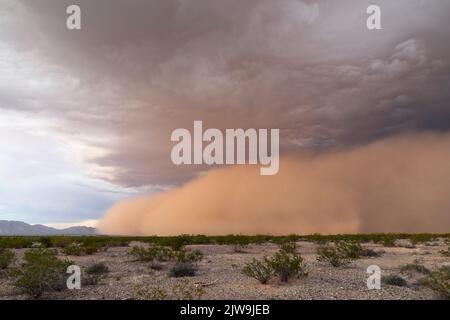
[0,239,448,300]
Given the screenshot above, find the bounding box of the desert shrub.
[316,241,361,267]
[0,248,15,269]
[0,237,34,249]
[37,237,53,248]
[278,240,298,254]
[82,262,109,286]
[381,236,396,247]
[400,263,431,275]
[9,248,71,298]
[86,262,109,275]
[172,279,205,299]
[169,262,197,277]
[339,241,363,259]
[129,245,173,262]
[63,243,98,256]
[173,248,203,263]
[419,266,450,300]
[134,279,204,300]
[269,250,307,282]
[135,284,168,300]
[359,248,381,257]
[129,245,149,261]
[159,235,191,250]
[440,246,450,257]
[382,274,408,287]
[242,257,274,284]
[231,237,250,253]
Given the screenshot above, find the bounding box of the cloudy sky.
[1,0,449,227]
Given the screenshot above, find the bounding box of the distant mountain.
[0,220,96,236]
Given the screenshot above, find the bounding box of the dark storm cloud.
[2,0,450,186]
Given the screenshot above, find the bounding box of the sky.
[1,0,450,229]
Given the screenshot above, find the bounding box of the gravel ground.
[0,240,448,300]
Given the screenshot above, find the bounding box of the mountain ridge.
[0,220,97,236]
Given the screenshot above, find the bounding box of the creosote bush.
[278,240,298,254]
[169,262,197,277]
[399,263,431,275]
[174,248,203,263]
[270,250,307,282]
[419,266,450,300]
[129,245,173,262]
[82,262,109,286]
[242,257,274,284]
[9,248,72,298]
[134,279,204,300]
[86,262,109,275]
[316,241,362,267]
[243,249,307,284]
[0,248,15,269]
[382,274,408,287]
[63,242,98,256]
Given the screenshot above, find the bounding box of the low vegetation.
[382,274,408,287]
[243,248,307,284]
[134,279,205,300]
[9,248,72,298]
[0,233,448,250]
[399,262,432,275]
[86,262,109,275]
[242,258,274,284]
[419,266,450,300]
[169,262,197,278]
[63,242,99,256]
[0,248,15,269]
[316,241,362,267]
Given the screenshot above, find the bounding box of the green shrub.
[382,274,408,287]
[172,279,205,299]
[169,262,197,277]
[269,250,307,282]
[173,248,203,263]
[0,248,15,269]
[129,245,173,262]
[9,248,71,298]
[278,240,297,254]
[419,266,450,300]
[339,241,363,259]
[400,263,431,275]
[159,235,191,250]
[148,245,173,261]
[242,257,274,284]
[63,243,98,256]
[359,248,381,257]
[37,237,53,248]
[381,237,396,247]
[316,241,361,267]
[129,245,149,261]
[86,262,109,275]
[134,279,204,300]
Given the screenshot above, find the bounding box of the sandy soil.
[0,240,448,300]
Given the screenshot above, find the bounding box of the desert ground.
[0,238,449,300]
